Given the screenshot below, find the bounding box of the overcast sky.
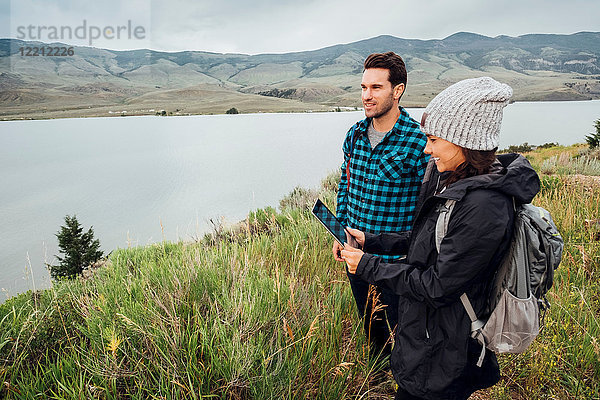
[2,0,599,54]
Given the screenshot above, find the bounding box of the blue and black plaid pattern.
[313,200,347,245]
[336,107,428,259]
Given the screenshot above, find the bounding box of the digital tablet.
[311,198,354,248]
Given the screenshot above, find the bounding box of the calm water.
[1,100,598,301]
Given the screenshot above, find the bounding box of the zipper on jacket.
[425,307,430,339]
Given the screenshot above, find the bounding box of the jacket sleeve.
[356,191,512,309]
[335,127,354,226]
[363,231,411,255]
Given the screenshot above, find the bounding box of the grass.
[486,174,600,399]
[1,146,599,399]
[518,143,600,176]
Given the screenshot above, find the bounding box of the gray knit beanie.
[423,77,513,150]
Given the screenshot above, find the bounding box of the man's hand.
[345,227,365,248]
[332,240,344,262]
[341,244,364,274]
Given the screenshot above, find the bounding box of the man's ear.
[394,83,405,100]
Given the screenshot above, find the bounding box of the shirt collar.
[357,106,413,136]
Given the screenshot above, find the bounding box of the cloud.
[147,0,600,53]
[3,0,600,53]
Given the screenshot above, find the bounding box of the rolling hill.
[1,32,599,120]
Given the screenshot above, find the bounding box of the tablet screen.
[311,198,348,247]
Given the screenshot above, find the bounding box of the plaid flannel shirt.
[336,107,428,260]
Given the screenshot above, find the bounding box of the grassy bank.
[1,146,599,399]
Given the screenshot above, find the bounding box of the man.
[333,52,428,361]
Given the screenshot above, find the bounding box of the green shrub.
[248,206,290,234]
[538,142,559,149]
[279,186,318,212]
[501,142,533,153]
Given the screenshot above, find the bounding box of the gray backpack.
[435,199,563,367]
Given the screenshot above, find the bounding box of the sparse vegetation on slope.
[1,32,600,120]
[1,146,599,399]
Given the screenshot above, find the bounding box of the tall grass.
[1,147,599,399]
[484,174,600,400]
[0,177,391,399]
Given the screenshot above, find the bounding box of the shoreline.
[1,98,599,122]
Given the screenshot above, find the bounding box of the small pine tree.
[50,215,103,280]
[585,119,600,149]
[226,107,239,114]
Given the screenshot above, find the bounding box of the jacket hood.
[437,153,540,204]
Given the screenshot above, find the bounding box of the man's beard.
[365,94,395,119]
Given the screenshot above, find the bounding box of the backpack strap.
[460,293,487,367]
[345,130,362,192]
[514,220,531,299]
[435,198,488,367]
[434,199,456,253]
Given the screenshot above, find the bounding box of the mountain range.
[1,32,599,120]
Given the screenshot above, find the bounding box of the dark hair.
[445,148,498,186]
[363,52,407,87]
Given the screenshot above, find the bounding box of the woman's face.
[424,135,466,172]
[421,112,466,172]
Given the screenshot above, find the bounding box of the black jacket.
[356,154,540,399]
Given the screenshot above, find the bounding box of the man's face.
[361,68,400,119]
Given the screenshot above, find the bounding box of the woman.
[338,77,540,400]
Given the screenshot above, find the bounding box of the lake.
[1,100,598,301]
